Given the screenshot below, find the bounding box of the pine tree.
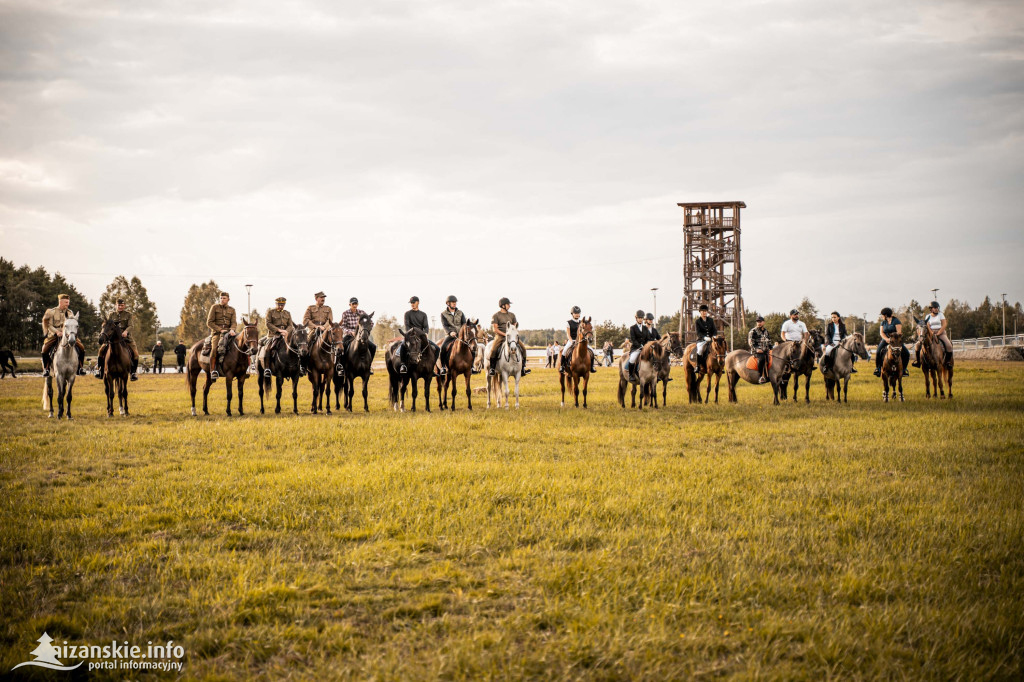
[176,281,221,345]
[99,276,160,349]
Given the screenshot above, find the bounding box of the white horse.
[43,312,80,419]
[486,323,523,409]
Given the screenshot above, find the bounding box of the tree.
[99,276,160,349]
[658,311,680,336]
[176,281,221,344]
[246,309,268,337]
[796,297,822,331]
[594,320,629,348]
[0,259,100,352]
[372,313,400,347]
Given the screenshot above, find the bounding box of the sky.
[1,0,1022,329]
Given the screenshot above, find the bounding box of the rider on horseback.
[748,315,773,384]
[560,306,598,373]
[303,291,333,340]
[95,298,139,381]
[488,298,531,377]
[398,296,440,375]
[624,310,652,382]
[41,294,86,378]
[912,301,954,369]
[260,297,296,378]
[645,313,660,340]
[340,297,377,374]
[874,307,911,378]
[438,295,476,375]
[821,311,856,373]
[207,292,237,380]
[691,304,718,367]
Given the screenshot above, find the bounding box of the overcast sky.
[1,0,1022,329]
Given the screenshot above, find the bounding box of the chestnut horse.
[307,323,344,414]
[916,319,953,399]
[685,334,728,404]
[186,319,259,416]
[439,319,479,411]
[560,316,593,408]
[880,331,905,402]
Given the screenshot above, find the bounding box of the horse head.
[357,313,375,343]
[399,328,426,364]
[459,319,479,346]
[62,312,80,347]
[848,332,870,360]
[288,325,309,358]
[667,330,684,356]
[504,323,520,356]
[240,319,260,354]
[809,329,825,359]
[579,317,594,345]
[100,317,122,345]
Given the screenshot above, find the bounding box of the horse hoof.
[190,409,197,417]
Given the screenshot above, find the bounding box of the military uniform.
[96,308,140,378]
[41,304,86,374]
[302,304,333,330]
[259,306,295,374]
[207,301,237,374]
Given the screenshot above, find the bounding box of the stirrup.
[95,370,104,379]
[911,360,920,367]
[130,373,138,381]
[399,364,408,374]
[263,369,272,378]
[210,370,219,379]
[42,368,50,377]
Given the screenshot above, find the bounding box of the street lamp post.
[1002,293,1007,345]
[245,284,253,320]
[650,288,658,322]
[864,312,868,340]
[930,288,939,303]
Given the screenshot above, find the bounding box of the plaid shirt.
[340,308,365,336]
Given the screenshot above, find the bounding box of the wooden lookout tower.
[677,201,746,345]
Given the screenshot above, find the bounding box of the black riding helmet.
[446,295,458,304]
[645,313,655,321]
[929,301,940,309]
[409,296,419,304]
[635,310,645,319]
[499,297,511,307]
[570,305,581,314]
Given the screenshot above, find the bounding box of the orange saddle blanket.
[746,354,771,371]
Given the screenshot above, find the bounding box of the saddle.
[200,336,212,359]
[746,354,771,371]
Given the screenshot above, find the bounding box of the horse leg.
[57,380,65,419]
[617,375,626,408]
[946,368,953,399]
[727,371,738,403]
[580,374,588,409]
[225,374,234,416]
[898,375,904,402]
[573,375,580,408]
[258,373,265,414]
[842,376,849,403]
[411,376,418,412]
[188,370,197,417]
[465,372,472,411]
[771,380,780,406]
[514,373,520,409]
[560,371,566,408]
[632,383,639,410]
[450,373,457,412]
[237,377,245,415]
[66,380,73,419]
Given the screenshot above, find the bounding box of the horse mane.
[640,341,663,361]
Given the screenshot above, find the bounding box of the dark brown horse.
[186,319,259,416]
[100,318,133,417]
[880,331,905,402]
[439,319,479,411]
[258,325,308,415]
[306,323,344,414]
[560,316,594,408]
[685,335,728,404]
[386,328,437,412]
[917,320,953,399]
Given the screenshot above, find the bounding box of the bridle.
[454,323,477,354]
[234,324,259,357]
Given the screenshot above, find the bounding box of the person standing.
[488,297,531,376]
[748,315,773,384]
[96,298,139,381]
[151,340,165,373]
[174,341,187,373]
[41,294,86,378]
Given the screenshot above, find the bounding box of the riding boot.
[41,348,52,378]
[76,345,86,375]
[590,350,598,373]
[519,343,531,375]
[130,356,139,381]
[943,350,953,369]
[912,347,921,367]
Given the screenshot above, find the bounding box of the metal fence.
[950,334,1024,352]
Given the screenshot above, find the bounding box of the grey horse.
[617,340,663,409]
[486,323,523,409]
[43,312,80,419]
[821,332,869,403]
[724,346,791,405]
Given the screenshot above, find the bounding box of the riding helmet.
[635,310,645,319]
[447,295,458,303]
[930,301,940,309]
[409,296,419,304]
[499,297,511,307]
[570,305,581,314]
[350,297,359,304]
[646,313,655,321]
[699,304,708,312]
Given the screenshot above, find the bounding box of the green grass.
[1,363,1022,680]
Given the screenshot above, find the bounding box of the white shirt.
[926,312,945,331]
[831,326,841,345]
[781,319,808,341]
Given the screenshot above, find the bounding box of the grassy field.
[1,363,1022,679]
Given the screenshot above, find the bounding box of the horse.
[0,349,17,378]
[617,339,664,410]
[916,319,953,399]
[684,334,728,404]
[341,312,376,412]
[487,323,524,409]
[100,317,133,417]
[723,345,792,405]
[257,325,308,414]
[653,332,684,405]
[880,330,905,402]
[439,319,479,411]
[385,327,437,412]
[822,332,869,403]
[186,319,259,416]
[560,316,594,408]
[306,323,344,414]
[778,329,824,403]
[42,313,80,419]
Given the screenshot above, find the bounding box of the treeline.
[0,258,102,352]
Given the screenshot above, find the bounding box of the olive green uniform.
[207,303,237,371]
[266,308,295,337]
[302,304,333,330]
[96,309,140,376]
[41,306,86,370]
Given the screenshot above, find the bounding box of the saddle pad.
[746,354,771,371]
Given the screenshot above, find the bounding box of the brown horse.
[99,318,132,417]
[917,320,953,399]
[880,331,905,402]
[439,319,480,411]
[186,319,259,416]
[617,340,664,409]
[306,323,344,414]
[777,329,824,403]
[685,335,728,404]
[654,332,685,405]
[560,316,594,408]
[723,346,791,405]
